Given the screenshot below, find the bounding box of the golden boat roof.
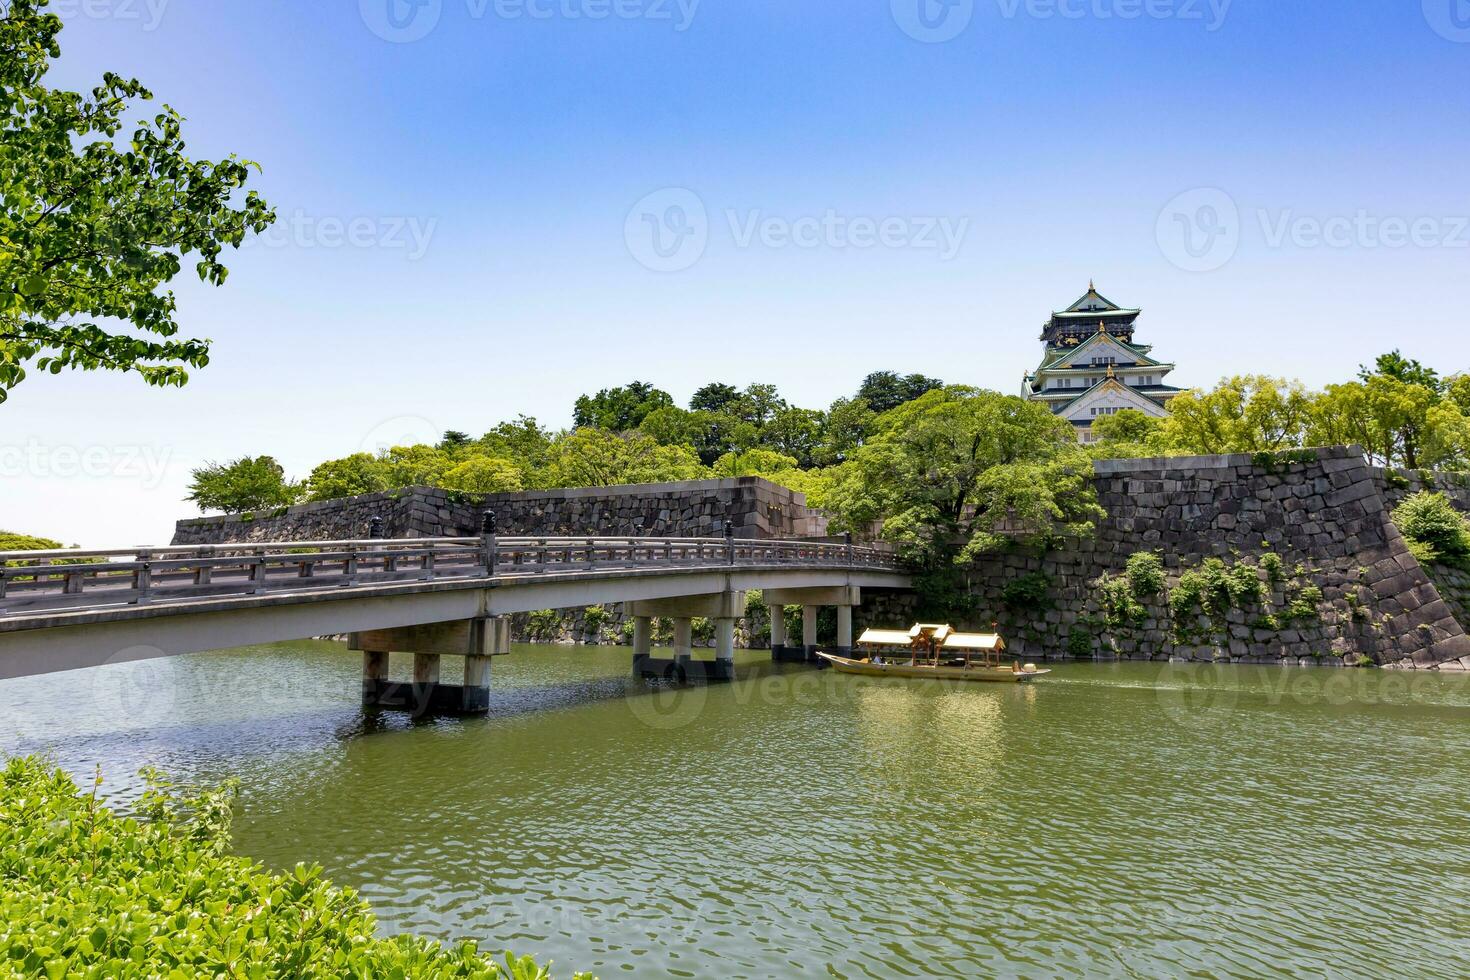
[942,632,1006,651]
[856,624,1004,649]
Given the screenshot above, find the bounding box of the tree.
[0,529,63,551]
[1447,374,1470,416]
[689,382,740,414]
[303,453,388,502]
[640,405,757,465]
[0,0,274,404]
[826,387,1100,558]
[856,371,943,413]
[727,383,787,428]
[187,456,297,513]
[438,430,471,449]
[1092,408,1162,446]
[543,428,707,487]
[475,415,553,486]
[1361,350,1442,395]
[1421,401,1470,471]
[439,455,523,493]
[816,396,875,465]
[1309,377,1435,467]
[761,406,824,467]
[1161,376,1313,454]
[711,448,799,478]
[572,381,672,431]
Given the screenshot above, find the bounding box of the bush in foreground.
[0,758,585,978]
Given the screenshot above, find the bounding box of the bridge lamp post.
[481,511,497,577]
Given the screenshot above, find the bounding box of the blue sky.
[6,0,1470,544]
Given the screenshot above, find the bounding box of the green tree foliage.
[711,448,799,478]
[572,381,672,431]
[0,530,62,551]
[1090,408,1164,454]
[1392,490,1470,569]
[1310,378,1437,468]
[186,456,297,513]
[688,381,740,413]
[0,0,274,404]
[440,455,523,493]
[816,396,875,465]
[855,370,943,413]
[544,428,706,487]
[0,758,575,978]
[303,452,388,502]
[1161,376,1313,454]
[762,406,824,467]
[1361,349,1442,393]
[824,387,1103,566]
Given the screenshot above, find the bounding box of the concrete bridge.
[0,532,909,713]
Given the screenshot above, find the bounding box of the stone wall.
[172,477,827,546]
[957,447,1470,670]
[168,448,1470,668]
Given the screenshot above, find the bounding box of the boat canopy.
[857,628,915,646]
[943,632,1006,652]
[856,624,1004,651]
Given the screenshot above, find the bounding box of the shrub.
[1001,571,1053,612]
[525,609,561,642]
[582,605,610,641]
[0,530,63,552]
[1124,551,1165,596]
[1284,584,1324,623]
[1259,552,1285,585]
[0,758,573,978]
[1393,491,1470,569]
[1066,625,1094,657]
[1096,573,1145,630]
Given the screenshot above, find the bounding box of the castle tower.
[1021,283,1184,443]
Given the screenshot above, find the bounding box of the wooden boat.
[817,623,1051,683]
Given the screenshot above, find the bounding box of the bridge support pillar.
[836,605,853,658]
[631,615,652,676]
[714,618,735,674]
[769,603,789,661]
[350,616,508,716]
[362,650,389,703]
[672,618,693,667]
[624,596,739,683]
[413,653,440,685]
[802,606,819,659]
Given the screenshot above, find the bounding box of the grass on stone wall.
[1086,551,1326,645]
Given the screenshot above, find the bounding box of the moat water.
[3,643,1468,977]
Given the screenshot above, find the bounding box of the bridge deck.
[0,537,911,679]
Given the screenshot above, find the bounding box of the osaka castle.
[1022,283,1185,443]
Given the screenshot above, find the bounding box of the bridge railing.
[0,536,901,618]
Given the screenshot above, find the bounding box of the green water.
[3,644,1468,977]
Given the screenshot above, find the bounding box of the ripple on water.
[4,645,1470,977]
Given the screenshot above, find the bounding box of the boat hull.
[815,652,1050,683]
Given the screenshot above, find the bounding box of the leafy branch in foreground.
[0,757,589,978]
[0,0,274,404]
